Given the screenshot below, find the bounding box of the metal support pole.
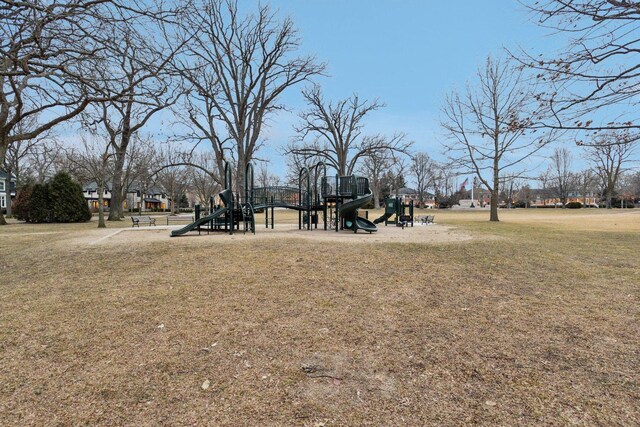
[229,196,233,235]
[323,200,327,231]
[236,193,240,231]
[471,182,475,208]
[410,200,414,227]
[271,196,274,229]
[335,175,339,232]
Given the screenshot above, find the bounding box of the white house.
[125,186,172,212]
[83,183,112,210]
[0,171,17,212]
[83,183,172,212]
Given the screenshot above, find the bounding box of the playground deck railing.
[321,176,371,199]
[252,186,311,208]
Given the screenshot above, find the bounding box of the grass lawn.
[0,209,638,425]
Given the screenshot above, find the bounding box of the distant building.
[82,183,172,212]
[530,190,599,207]
[395,187,436,208]
[0,170,17,212]
[441,187,599,209]
[473,188,492,207]
[125,187,172,212]
[83,183,111,211]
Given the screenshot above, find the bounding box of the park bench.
[419,215,435,225]
[131,216,156,227]
[166,215,195,225]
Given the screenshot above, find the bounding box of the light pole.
[470,176,477,208]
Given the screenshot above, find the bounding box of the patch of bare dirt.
[1,212,638,425]
[79,222,473,248]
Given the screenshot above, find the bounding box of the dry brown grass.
[0,209,638,426]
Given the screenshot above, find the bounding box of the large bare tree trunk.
[372,187,380,208]
[108,149,126,221]
[4,175,12,218]
[97,185,106,228]
[490,158,500,222]
[0,141,8,225]
[236,155,247,200]
[1,167,11,221]
[606,178,614,209]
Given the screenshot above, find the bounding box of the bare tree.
[257,163,282,188]
[537,167,553,204]
[576,169,598,207]
[357,151,391,207]
[410,152,437,208]
[548,147,574,207]
[283,153,317,186]
[65,136,114,228]
[189,152,221,207]
[381,155,409,198]
[3,115,56,189]
[82,22,181,222]
[155,144,190,215]
[517,184,535,208]
[517,1,640,141]
[629,171,640,199]
[0,1,114,224]
[618,171,640,205]
[432,163,456,200]
[3,120,53,217]
[174,0,324,195]
[500,173,523,209]
[441,56,552,221]
[585,131,636,208]
[0,1,174,225]
[286,86,411,176]
[120,136,157,209]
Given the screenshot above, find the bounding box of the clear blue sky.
[247,0,556,178]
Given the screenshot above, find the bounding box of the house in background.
[395,187,436,208]
[83,184,172,212]
[472,188,492,207]
[83,183,112,211]
[0,170,17,212]
[529,190,599,207]
[127,186,171,211]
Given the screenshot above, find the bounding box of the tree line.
[2,1,640,226]
[0,0,416,227]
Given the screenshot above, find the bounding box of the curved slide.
[373,212,393,224]
[353,216,377,233]
[339,194,377,233]
[170,206,227,237]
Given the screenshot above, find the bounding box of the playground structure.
[373,196,414,228]
[170,160,377,237]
